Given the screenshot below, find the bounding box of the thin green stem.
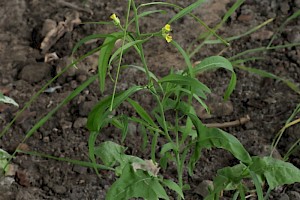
[110,0,132,111]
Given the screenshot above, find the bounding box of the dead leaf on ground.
[132,159,160,177]
[40,11,81,54]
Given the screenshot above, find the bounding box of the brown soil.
[0,0,300,199]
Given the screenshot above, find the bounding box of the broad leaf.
[193,56,236,100]
[106,164,169,200]
[162,179,184,199]
[187,113,251,175]
[249,156,300,189]
[94,141,142,176]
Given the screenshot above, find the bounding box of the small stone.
[18,63,51,83]
[296,0,300,8]
[76,74,87,82]
[287,31,300,43]
[73,165,87,174]
[251,30,274,41]
[287,191,300,200]
[127,122,137,135]
[43,136,50,143]
[73,117,87,129]
[52,185,67,194]
[79,101,96,117]
[195,180,214,197]
[280,2,290,14]
[279,193,290,200]
[238,14,253,22]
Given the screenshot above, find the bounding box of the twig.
[204,115,250,128]
[57,0,93,15]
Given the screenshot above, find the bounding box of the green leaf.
[108,40,145,67]
[206,163,249,200]
[71,33,113,55]
[0,93,19,107]
[127,98,158,129]
[159,74,211,94]
[94,141,126,167]
[94,141,142,176]
[162,179,184,199]
[87,85,143,132]
[87,86,143,175]
[193,56,236,100]
[160,142,178,155]
[168,0,206,24]
[249,156,300,189]
[187,113,251,175]
[0,149,11,173]
[106,164,169,200]
[98,32,124,93]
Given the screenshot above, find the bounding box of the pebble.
[195,180,213,197]
[18,63,51,83]
[79,101,96,117]
[73,165,87,174]
[43,136,50,143]
[52,185,67,194]
[287,191,300,200]
[279,193,290,200]
[73,117,87,129]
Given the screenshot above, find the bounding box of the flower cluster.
[162,24,172,43]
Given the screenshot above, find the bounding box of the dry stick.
[204,115,250,128]
[57,0,93,15]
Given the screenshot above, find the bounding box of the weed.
[1,1,300,200]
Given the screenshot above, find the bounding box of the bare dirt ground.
[0,0,300,199]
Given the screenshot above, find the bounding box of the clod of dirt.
[40,11,81,54]
[79,101,96,117]
[73,117,87,129]
[52,185,67,194]
[196,93,234,119]
[195,180,214,197]
[18,63,52,83]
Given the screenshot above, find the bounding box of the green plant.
[1,1,300,200]
[0,92,18,107]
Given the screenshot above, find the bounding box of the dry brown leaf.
[132,159,160,177]
[40,11,81,54]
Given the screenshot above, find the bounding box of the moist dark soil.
[0,0,300,199]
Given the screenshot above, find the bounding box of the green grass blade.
[159,74,211,93]
[17,150,114,170]
[108,40,145,67]
[127,98,158,129]
[250,171,264,200]
[128,10,167,26]
[0,45,102,139]
[168,0,206,24]
[236,65,300,95]
[171,40,194,77]
[71,33,113,56]
[188,0,245,57]
[98,32,124,93]
[87,85,144,132]
[268,9,300,48]
[229,42,300,61]
[25,75,97,140]
[138,2,228,47]
[151,132,158,163]
[203,18,274,45]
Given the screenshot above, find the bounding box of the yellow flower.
[164,24,171,32]
[110,13,120,25]
[162,24,173,43]
[165,33,172,43]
